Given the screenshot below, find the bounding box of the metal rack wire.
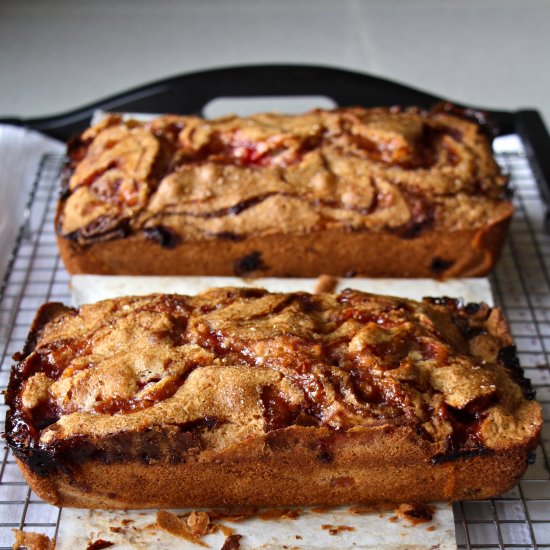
[0,150,548,549]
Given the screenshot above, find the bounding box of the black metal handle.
[515,110,550,231]
[1,64,514,140]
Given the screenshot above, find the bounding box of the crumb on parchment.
[12,529,55,550]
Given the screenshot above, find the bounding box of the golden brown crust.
[6,289,541,509]
[56,107,512,278]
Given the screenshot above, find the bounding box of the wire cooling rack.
[0,150,548,549]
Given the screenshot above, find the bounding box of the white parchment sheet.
[59,275,493,549]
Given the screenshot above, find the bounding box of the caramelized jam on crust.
[58,108,509,246]
[5,289,538,474]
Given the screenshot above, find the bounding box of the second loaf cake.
[56,106,512,277]
[5,288,541,509]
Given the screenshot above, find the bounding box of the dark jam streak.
[430,257,453,274]
[86,540,114,550]
[233,251,267,276]
[220,534,242,550]
[261,386,299,431]
[396,503,435,525]
[143,225,181,249]
[498,345,536,400]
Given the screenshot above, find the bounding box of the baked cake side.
[55,107,512,277]
[5,289,541,508]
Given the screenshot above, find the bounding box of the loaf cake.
[56,106,512,278]
[5,288,541,509]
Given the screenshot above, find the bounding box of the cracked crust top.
[6,289,541,475]
[56,107,511,246]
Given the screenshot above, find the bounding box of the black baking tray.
[3,64,550,227]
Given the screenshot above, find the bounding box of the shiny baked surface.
[7,288,540,469]
[57,108,510,245]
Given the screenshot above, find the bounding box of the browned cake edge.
[56,203,512,278]
[14,427,533,509]
[5,293,541,509]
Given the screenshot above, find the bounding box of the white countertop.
[0,0,549,125]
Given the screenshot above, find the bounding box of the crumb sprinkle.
[321,524,355,536]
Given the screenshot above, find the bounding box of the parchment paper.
[60,275,494,549]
